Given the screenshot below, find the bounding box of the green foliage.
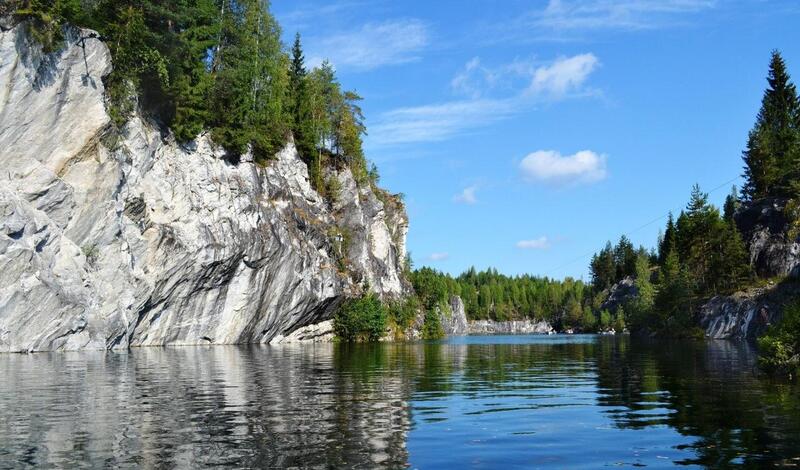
[9,0,377,176]
[590,237,647,292]
[627,254,656,330]
[81,243,99,267]
[411,266,594,329]
[386,296,419,332]
[422,307,445,340]
[613,309,626,332]
[333,293,387,342]
[758,302,800,379]
[599,309,612,330]
[581,305,597,332]
[741,51,800,201]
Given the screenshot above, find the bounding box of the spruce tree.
[658,212,677,266]
[723,186,739,222]
[289,33,317,161]
[742,51,800,200]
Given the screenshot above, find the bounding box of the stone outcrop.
[0,23,408,352]
[698,280,799,340]
[600,276,637,313]
[736,198,800,279]
[467,319,554,335]
[440,296,469,336]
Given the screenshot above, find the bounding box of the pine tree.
[742,51,800,200]
[658,212,677,265]
[723,186,740,222]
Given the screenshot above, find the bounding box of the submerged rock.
[0,23,408,352]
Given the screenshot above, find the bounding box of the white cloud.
[428,252,450,261]
[369,98,517,146]
[533,0,715,31]
[516,237,551,250]
[450,57,498,99]
[308,19,428,71]
[528,54,599,98]
[520,150,608,186]
[453,185,478,204]
[368,53,599,147]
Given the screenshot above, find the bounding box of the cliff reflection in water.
[0,345,414,468]
[1,337,799,468]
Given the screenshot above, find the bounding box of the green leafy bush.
[333,294,387,342]
[758,302,800,379]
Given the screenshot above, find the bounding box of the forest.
[409,51,800,369]
[5,3,799,372]
[5,0,373,196]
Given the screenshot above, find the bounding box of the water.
[1,335,799,469]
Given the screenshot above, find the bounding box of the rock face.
[467,319,554,335]
[0,23,408,352]
[440,296,469,336]
[600,277,637,313]
[736,198,800,279]
[698,281,799,340]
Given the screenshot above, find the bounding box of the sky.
[271,0,800,281]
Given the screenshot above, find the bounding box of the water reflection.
[0,337,799,468]
[0,345,413,468]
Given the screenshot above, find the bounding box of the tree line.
[409,267,619,332]
[7,0,373,191]
[591,50,799,336]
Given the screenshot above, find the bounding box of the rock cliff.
[467,319,554,335]
[736,198,800,279]
[440,296,469,336]
[698,280,800,340]
[0,23,409,352]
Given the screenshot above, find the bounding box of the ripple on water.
[0,336,799,468]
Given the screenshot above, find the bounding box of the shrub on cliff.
[758,302,800,379]
[333,294,387,342]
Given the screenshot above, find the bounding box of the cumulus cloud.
[428,252,450,261]
[527,53,599,98]
[453,185,478,204]
[520,150,608,186]
[308,19,428,71]
[516,237,551,250]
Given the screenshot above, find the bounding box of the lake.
[1,335,799,468]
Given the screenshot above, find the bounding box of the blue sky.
[272,0,800,280]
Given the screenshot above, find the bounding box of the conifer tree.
[289,33,316,161]
[742,51,800,200]
[658,212,677,265]
[723,186,740,222]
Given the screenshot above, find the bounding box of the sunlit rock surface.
[0,23,408,352]
[467,319,554,335]
[698,281,799,340]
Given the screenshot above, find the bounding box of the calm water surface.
[1,335,799,468]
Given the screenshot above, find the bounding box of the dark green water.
[1,335,799,468]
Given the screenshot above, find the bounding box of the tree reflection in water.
[1,337,799,468]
